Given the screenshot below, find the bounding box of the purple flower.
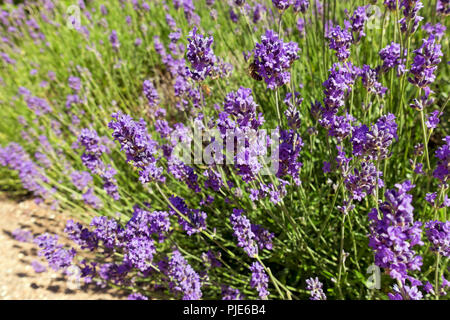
[383,0,398,10]
[229,8,239,23]
[368,181,424,286]
[426,110,441,129]
[326,113,355,141]
[34,233,76,271]
[252,29,299,89]
[327,24,352,61]
[70,171,92,191]
[425,192,438,205]
[12,228,33,242]
[251,224,275,251]
[168,160,201,192]
[65,94,81,109]
[101,165,120,201]
[82,188,102,209]
[344,161,384,201]
[127,293,148,300]
[379,42,406,76]
[98,262,131,285]
[306,277,326,300]
[76,128,107,172]
[203,169,223,191]
[222,87,261,130]
[321,62,359,113]
[100,5,108,15]
[272,0,292,11]
[322,161,331,173]
[284,104,302,130]
[169,196,206,235]
[186,27,216,81]
[165,250,202,300]
[221,286,244,300]
[65,219,98,251]
[230,209,258,257]
[275,129,303,185]
[349,6,369,42]
[359,65,387,96]
[108,112,165,184]
[90,216,122,250]
[425,220,450,257]
[1,52,16,65]
[143,80,159,107]
[433,136,449,183]
[409,36,443,88]
[250,261,269,299]
[399,0,423,34]
[109,30,120,51]
[388,284,423,300]
[351,114,398,161]
[25,95,52,116]
[0,143,50,200]
[252,3,265,23]
[68,76,81,92]
[296,17,305,37]
[134,38,142,47]
[182,0,199,25]
[123,236,156,272]
[436,0,450,15]
[126,206,170,242]
[422,22,446,39]
[293,0,309,13]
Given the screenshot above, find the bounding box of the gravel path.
[0,196,127,300]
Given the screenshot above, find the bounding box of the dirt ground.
[0,196,127,300]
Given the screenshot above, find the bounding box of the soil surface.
[0,196,127,300]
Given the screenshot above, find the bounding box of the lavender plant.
[0,0,448,300]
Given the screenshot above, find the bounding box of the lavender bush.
[0,0,448,300]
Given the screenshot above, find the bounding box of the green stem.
[435,253,440,300]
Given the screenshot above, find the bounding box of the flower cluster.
[379,42,407,76]
[275,129,303,185]
[399,0,423,34]
[433,136,449,183]
[161,250,203,300]
[0,143,50,201]
[293,0,309,13]
[327,24,352,61]
[425,220,450,257]
[252,29,299,89]
[344,161,384,201]
[108,112,165,184]
[2,0,450,302]
[368,181,424,298]
[230,209,258,257]
[250,261,269,299]
[351,114,398,161]
[76,129,120,201]
[34,233,76,271]
[143,79,160,107]
[169,195,207,236]
[186,27,217,81]
[349,6,369,42]
[409,36,443,88]
[305,277,326,300]
[221,286,244,300]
